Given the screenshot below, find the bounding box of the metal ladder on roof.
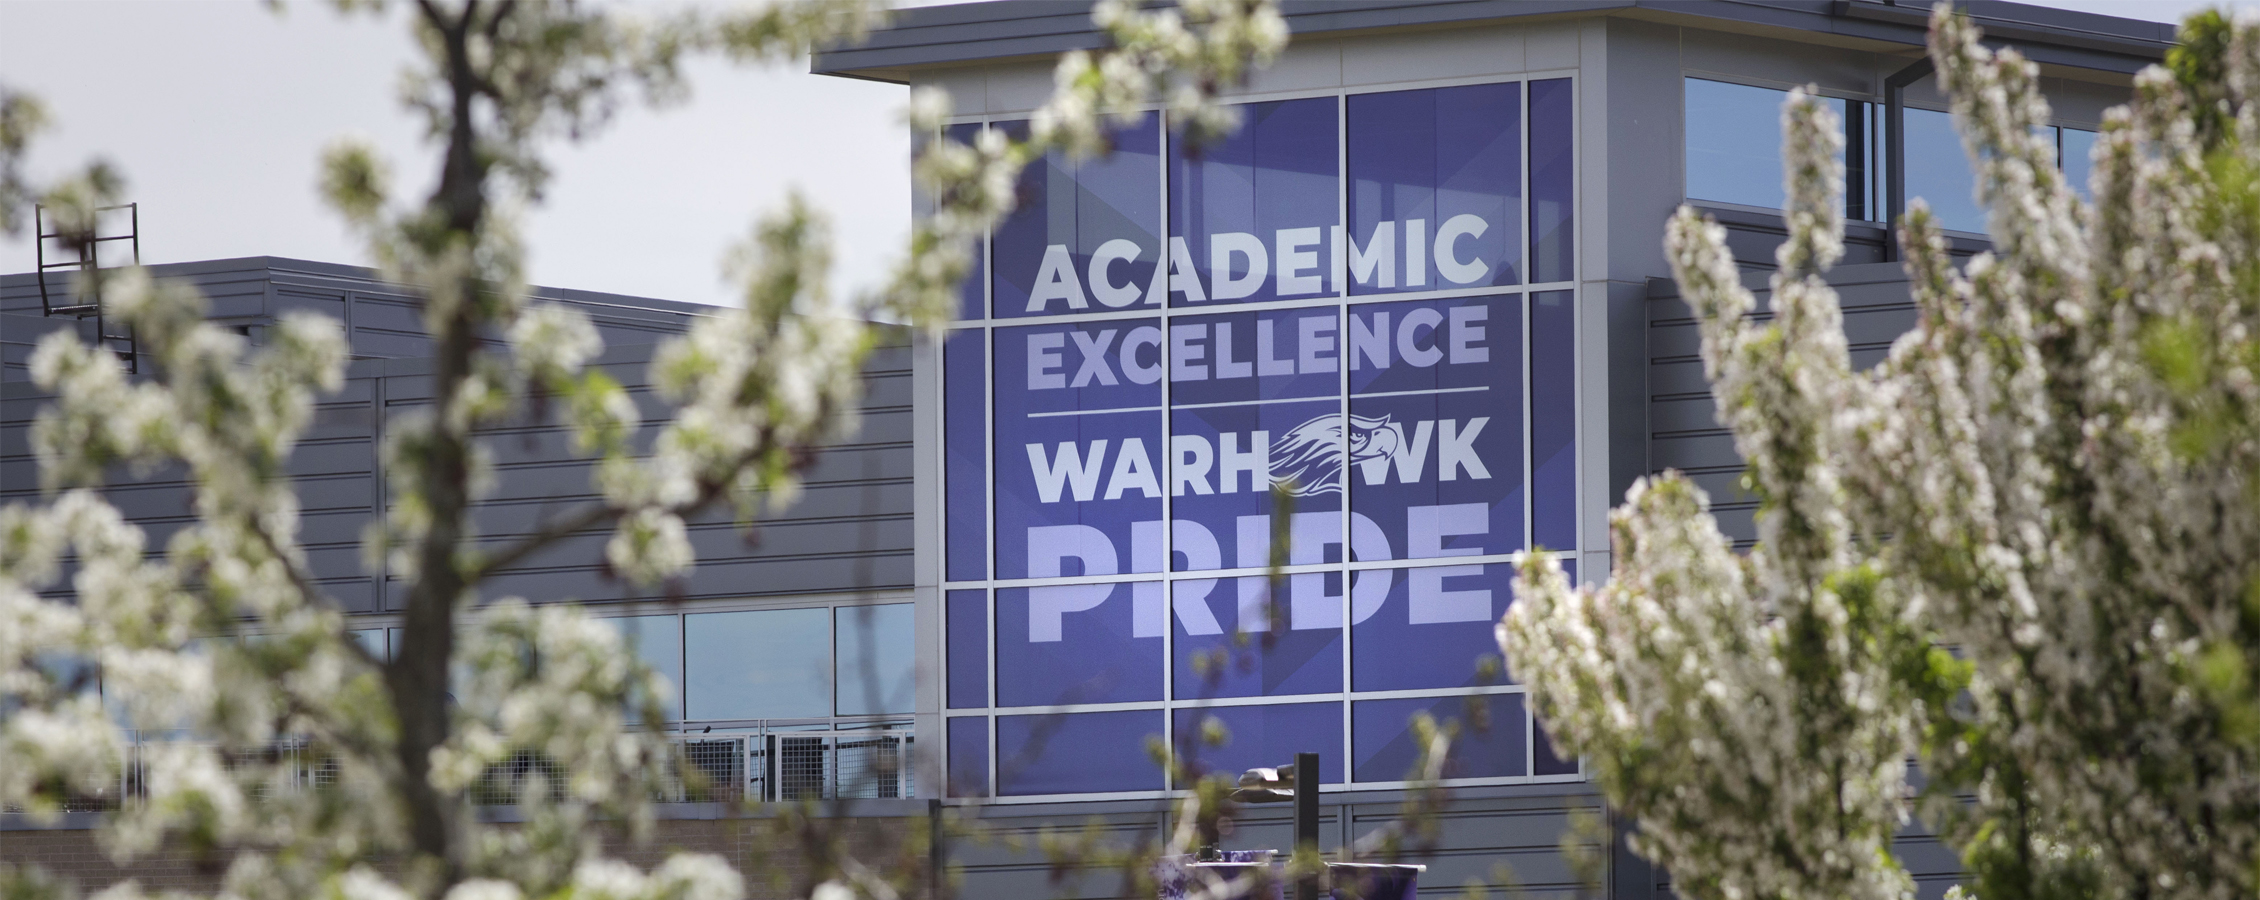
[35,201,140,373]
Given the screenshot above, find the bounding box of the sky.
[0,0,2248,308]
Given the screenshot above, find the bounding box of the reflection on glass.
[1684,79,1866,218]
[993,114,1162,318]
[1170,97,1338,307]
[601,615,682,721]
[1904,107,1984,234]
[349,628,387,662]
[1347,82,1522,294]
[835,604,915,716]
[1686,78,1797,210]
[685,608,830,721]
[2061,126,2097,201]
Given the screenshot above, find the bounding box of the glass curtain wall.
[940,78,1584,800]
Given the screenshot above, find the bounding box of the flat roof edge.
[0,256,720,318]
[813,0,2173,82]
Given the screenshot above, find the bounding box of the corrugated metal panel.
[1644,261,1915,545]
[1,260,914,610]
[949,785,1617,899]
[1,257,714,364]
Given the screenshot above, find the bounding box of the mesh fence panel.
[472,751,568,806]
[678,738,746,803]
[778,736,829,801]
[834,735,908,800]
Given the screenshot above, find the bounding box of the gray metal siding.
[1,260,914,610]
[0,313,72,381]
[1643,261,1916,545]
[949,785,1612,899]
[2,257,710,369]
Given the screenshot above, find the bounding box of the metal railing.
[666,731,917,803]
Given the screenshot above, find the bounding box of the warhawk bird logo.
[1266,413,1403,496]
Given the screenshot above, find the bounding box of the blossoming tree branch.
[1503,6,2260,900]
[0,2,1288,900]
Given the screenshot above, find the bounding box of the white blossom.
[1506,6,2260,899]
[1,3,1291,899]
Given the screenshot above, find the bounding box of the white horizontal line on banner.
[1024,405,1165,418]
[1170,395,1339,411]
[1347,385,1491,399]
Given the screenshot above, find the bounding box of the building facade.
[819,1,2168,898]
[1,1,2176,898]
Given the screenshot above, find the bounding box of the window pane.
[992,319,1165,580]
[1346,82,1523,295]
[996,709,1163,795]
[1686,78,1792,209]
[1685,79,1855,214]
[946,590,988,710]
[945,328,989,581]
[1904,107,1984,234]
[1352,693,1526,782]
[4,653,96,719]
[601,615,682,721]
[1531,289,1576,551]
[1351,562,1515,693]
[1347,294,1524,561]
[1845,99,1873,221]
[348,628,387,662]
[2061,126,2097,202]
[1172,575,1343,700]
[937,123,986,322]
[995,582,1163,706]
[1533,717,1579,776]
[1530,78,1575,282]
[835,604,915,716]
[948,716,990,797]
[1167,306,1342,573]
[1170,701,1343,785]
[1169,97,1339,307]
[992,114,1162,318]
[685,608,830,721]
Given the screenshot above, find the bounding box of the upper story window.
[1686,76,2098,236]
[1685,77,1878,220]
[1905,108,2097,233]
[593,603,916,725]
